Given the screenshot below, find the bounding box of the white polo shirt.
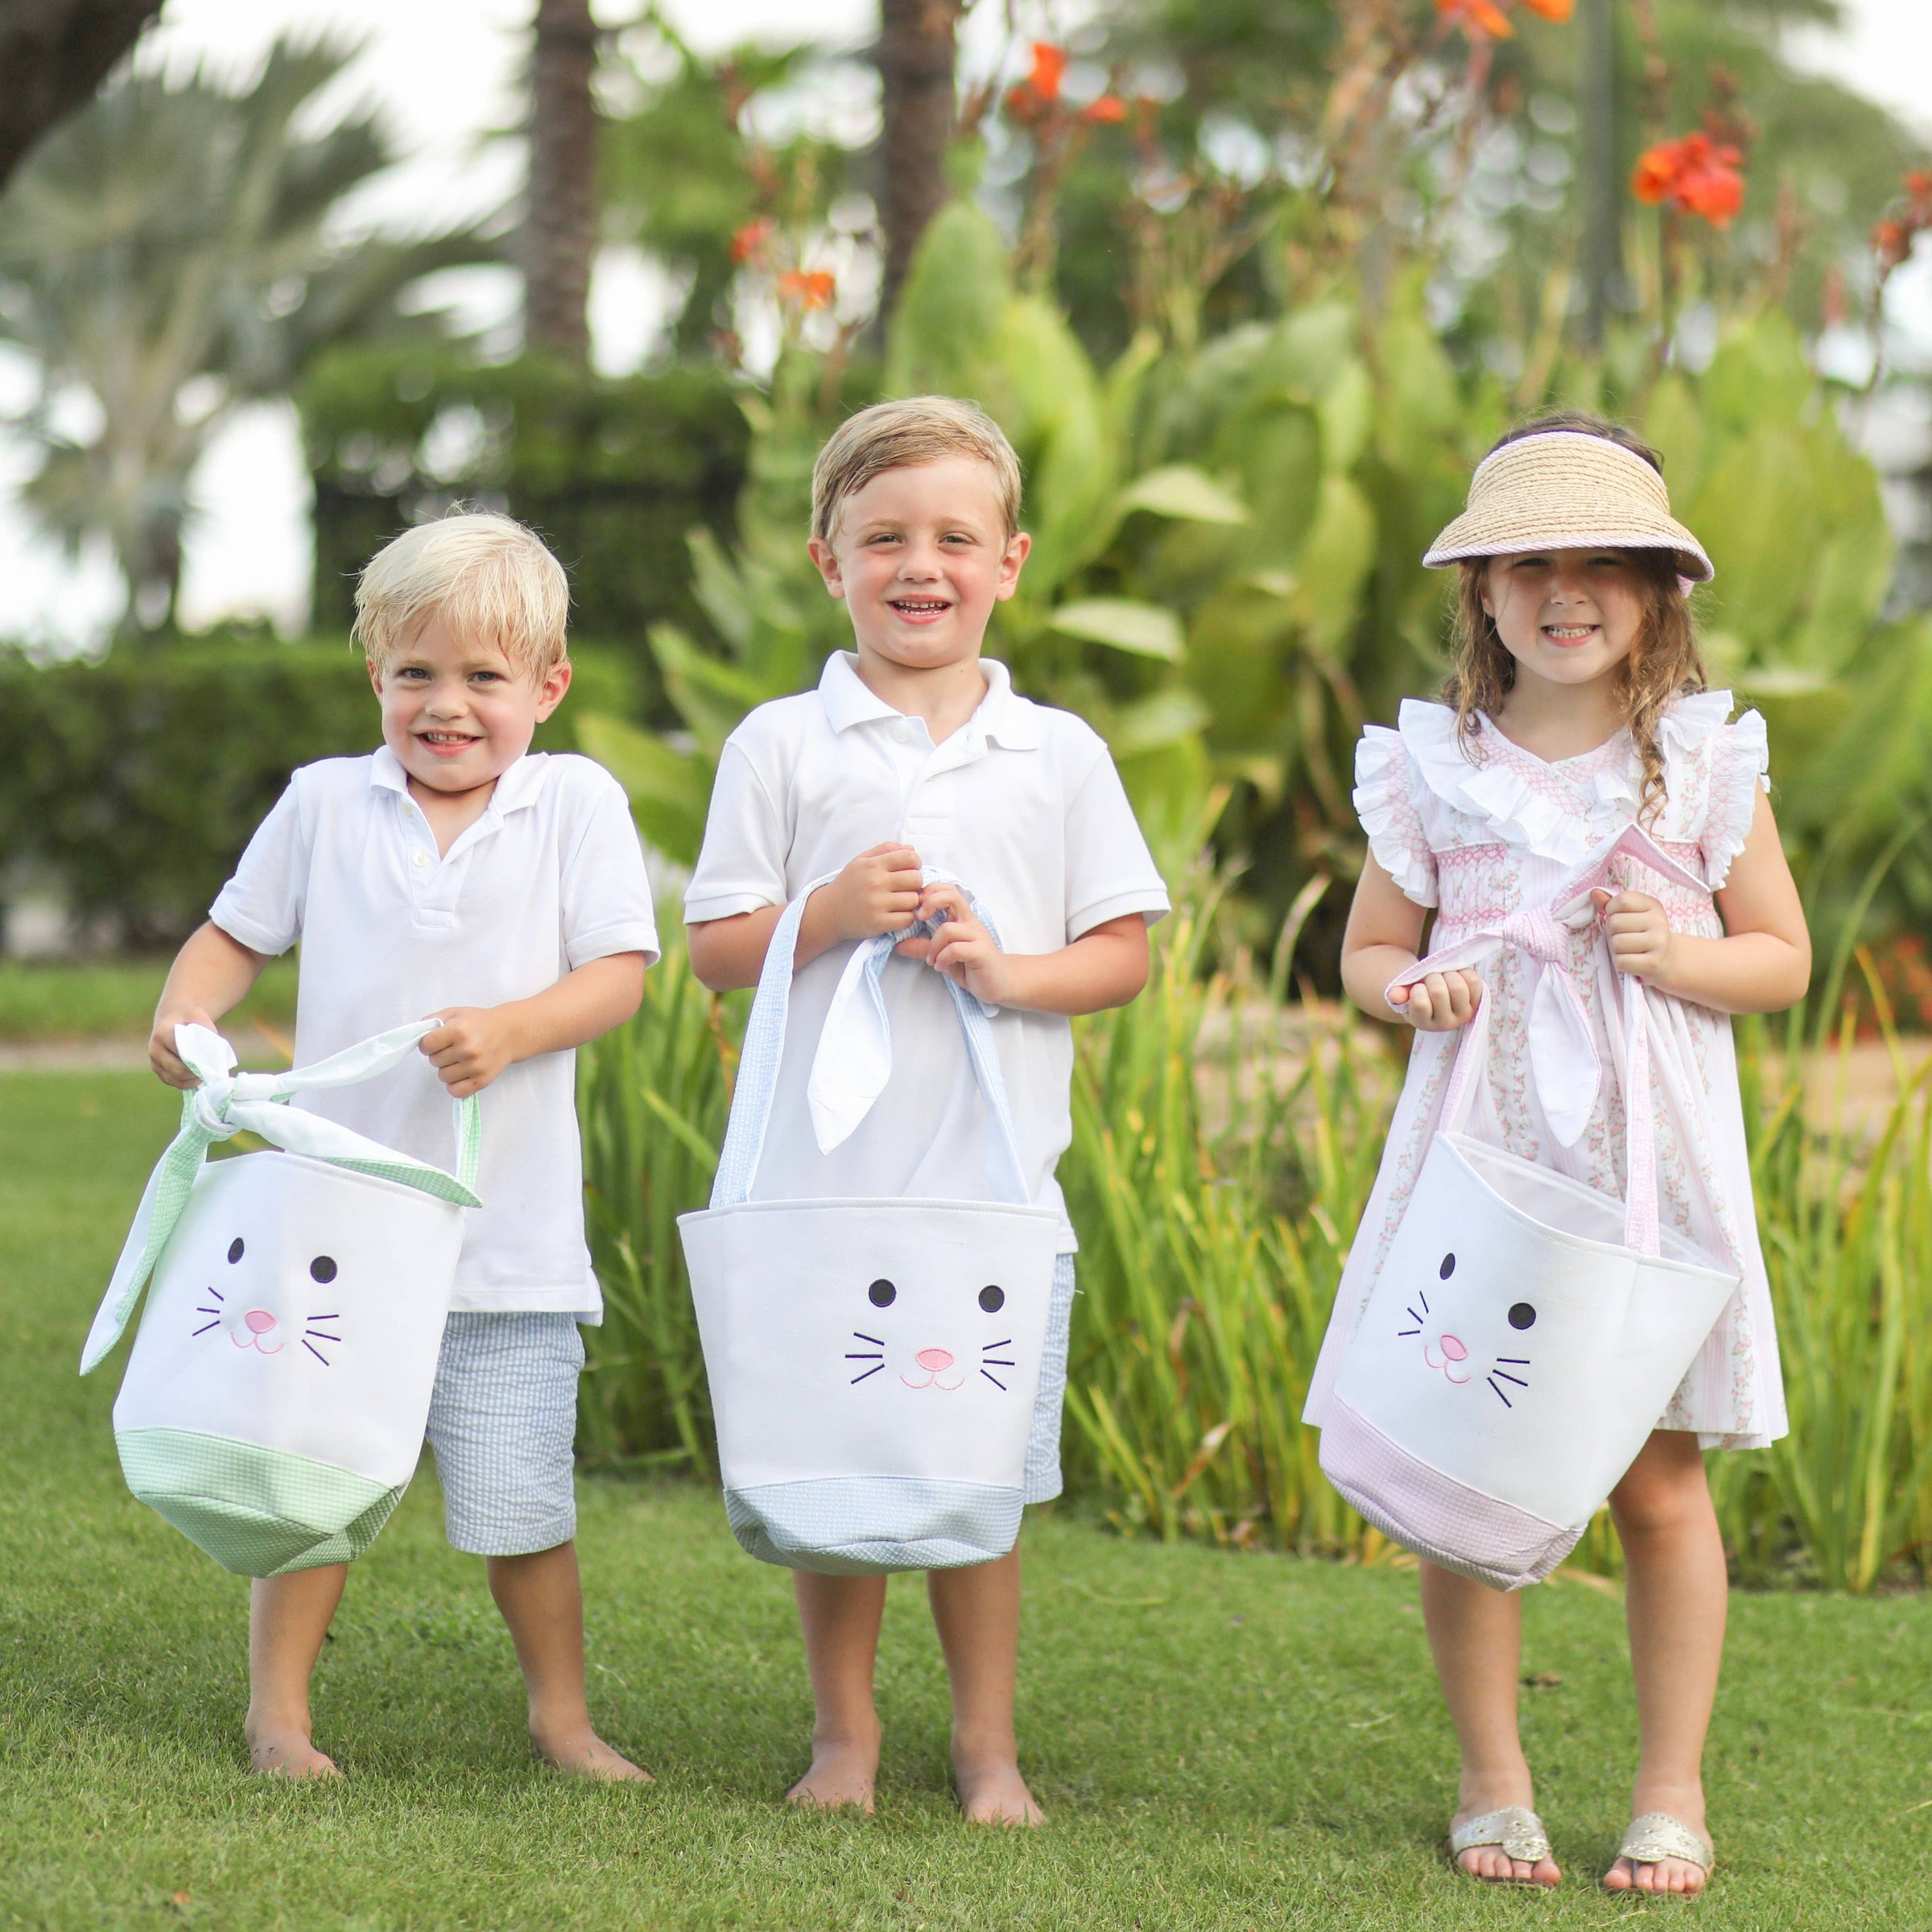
[684,653,1169,1251]
[210,747,659,1317]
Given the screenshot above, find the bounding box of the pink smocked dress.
[1305,691,1787,1451]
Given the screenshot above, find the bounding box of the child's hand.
[1592,887,1674,984]
[900,882,1015,1005]
[1387,969,1483,1031]
[816,844,925,943]
[420,1006,522,1098]
[150,1007,218,1088]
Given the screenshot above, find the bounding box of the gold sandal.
[1449,1806,1554,1882]
[1608,1812,1714,1892]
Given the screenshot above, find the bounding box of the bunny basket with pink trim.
[1317,824,1743,1590]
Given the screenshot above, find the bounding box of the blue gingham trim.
[1023,1253,1076,1503]
[423,1311,583,1555]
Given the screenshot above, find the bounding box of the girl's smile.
[1483,549,1643,692]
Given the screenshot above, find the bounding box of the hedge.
[0,637,637,947]
[299,347,750,720]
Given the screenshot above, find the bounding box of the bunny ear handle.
[80,1020,481,1375]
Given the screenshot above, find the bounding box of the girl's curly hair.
[1443,411,1707,825]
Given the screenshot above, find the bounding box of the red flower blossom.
[1081,93,1129,124]
[1874,219,1910,270]
[1517,0,1574,17]
[1437,0,1514,39]
[1632,132,1745,229]
[777,269,836,312]
[729,218,773,265]
[1027,42,1067,102]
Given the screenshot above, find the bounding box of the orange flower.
[1028,42,1067,102]
[777,269,836,312]
[1081,93,1129,124]
[1631,133,1745,229]
[1517,0,1573,18]
[1874,219,1910,270]
[729,218,773,265]
[1437,0,1514,39]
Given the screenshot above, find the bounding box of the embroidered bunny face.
[191,1232,345,1366]
[1396,1251,1536,1410]
[846,1276,1018,1395]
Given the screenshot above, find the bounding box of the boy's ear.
[533,656,572,722]
[365,657,384,697]
[807,535,846,600]
[993,530,1032,602]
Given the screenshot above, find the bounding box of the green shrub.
[299,346,751,717]
[0,637,637,947]
[0,955,298,1041]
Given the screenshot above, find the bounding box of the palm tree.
[524,0,597,361]
[0,36,497,639]
[877,0,965,326]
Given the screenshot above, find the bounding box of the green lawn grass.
[2,1073,1929,1930]
[0,959,299,1042]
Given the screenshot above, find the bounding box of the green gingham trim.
[117,1426,403,1577]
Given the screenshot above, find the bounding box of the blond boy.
[684,398,1169,1822]
[148,512,658,1780]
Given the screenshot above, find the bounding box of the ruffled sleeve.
[1355,724,1438,908]
[1698,706,1769,891]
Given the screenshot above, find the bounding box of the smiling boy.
[147,512,658,1779]
[683,397,1170,1823]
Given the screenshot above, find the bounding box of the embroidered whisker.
[982,1358,1015,1367]
[852,1331,884,1346]
[844,1352,883,1360]
[981,1339,1012,1352]
[1487,1377,1513,1407]
[849,1364,884,1384]
[206,1287,225,1301]
[980,1369,1007,1389]
[303,1340,332,1364]
[1492,1370,1529,1389]
[1496,1356,1530,1364]
[1397,1327,1421,1338]
[191,1321,220,1336]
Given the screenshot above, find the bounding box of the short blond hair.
[353,510,570,675]
[811,396,1023,543]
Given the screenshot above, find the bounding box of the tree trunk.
[1575,0,1620,351]
[524,0,598,363]
[0,0,164,189]
[875,0,962,327]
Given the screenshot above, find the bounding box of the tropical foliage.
[0,37,493,638]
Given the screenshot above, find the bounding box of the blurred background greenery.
[4,0,1931,1587]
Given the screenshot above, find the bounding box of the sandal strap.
[1450,1806,1551,1863]
[1618,1811,1714,1872]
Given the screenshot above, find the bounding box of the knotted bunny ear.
[805,871,1002,1155]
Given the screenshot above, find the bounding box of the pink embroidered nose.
[915,1348,954,1373]
[1439,1333,1468,1362]
[245,1310,277,1335]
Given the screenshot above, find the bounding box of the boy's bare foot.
[245,1720,341,1780]
[786,1731,880,1813]
[1449,1795,1561,1887]
[1604,1794,1712,1897]
[953,1748,1044,1827]
[531,1725,654,1781]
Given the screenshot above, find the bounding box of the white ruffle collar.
[1396,692,1736,865]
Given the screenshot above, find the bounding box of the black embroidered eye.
[868,1278,896,1307]
[310,1257,338,1285]
[979,1286,1005,1313]
[1439,1254,1455,1280]
[227,1237,245,1265]
[1508,1302,1536,1331]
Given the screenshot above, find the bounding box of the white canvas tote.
[679,877,1063,1575]
[81,1022,481,1578]
[1320,824,1744,1590]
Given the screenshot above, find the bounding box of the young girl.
[1306,414,1810,1894]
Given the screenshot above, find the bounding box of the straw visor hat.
[1423,430,1714,583]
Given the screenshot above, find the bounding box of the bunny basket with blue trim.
[1319,824,1744,1591]
[80,1022,481,1579]
[679,874,1063,1575]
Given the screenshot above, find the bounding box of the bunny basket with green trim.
[80,1022,481,1579]
[679,873,1063,1575]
